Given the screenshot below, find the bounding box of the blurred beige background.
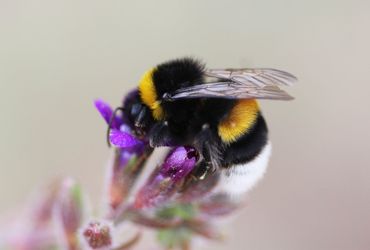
[1,0,369,249]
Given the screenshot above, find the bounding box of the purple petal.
[133,147,198,209]
[109,129,142,148]
[160,147,198,182]
[94,99,123,129]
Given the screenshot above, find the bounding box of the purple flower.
[94,99,122,130]
[109,129,141,148]
[1,91,241,250]
[133,147,198,209]
[94,98,152,219]
[160,147,198,182]
[94,99,143,149]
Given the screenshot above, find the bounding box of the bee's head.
[123,89,154,139]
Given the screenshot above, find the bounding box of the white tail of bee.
[214,141,272,198]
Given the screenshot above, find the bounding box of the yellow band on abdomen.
[218,99,259,143]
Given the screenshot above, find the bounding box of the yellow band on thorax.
[218,99,259,143]
[138,68,164,120]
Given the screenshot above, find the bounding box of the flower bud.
[134,147,197,209]
[81,220,113,249]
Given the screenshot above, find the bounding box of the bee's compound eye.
[163,120,168,126]
[131,103,142,116]
[202,123,210,130]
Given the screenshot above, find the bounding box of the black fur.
[153,58,205,137]
[152,57,205,97]
[126,58,268,171]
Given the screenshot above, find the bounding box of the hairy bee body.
[122,58,296,197]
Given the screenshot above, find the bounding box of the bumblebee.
[120,58,296,196]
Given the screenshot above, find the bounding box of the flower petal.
[109,129,142,148]
[160,147,198,182]
[94,99,123,129]
[133,147,197,209]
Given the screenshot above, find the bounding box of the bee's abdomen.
[221,113,269,167]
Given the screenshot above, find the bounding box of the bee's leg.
[194,123,222,172]
[180,160,207,192]
[198,162,216,180]
[180,159,219,194]
[188,160,214,181]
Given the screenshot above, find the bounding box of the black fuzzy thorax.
[152,58,205,96]
[152,58,206,132]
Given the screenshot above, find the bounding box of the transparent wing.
[205,68,297,87]
[165,81,294,101]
